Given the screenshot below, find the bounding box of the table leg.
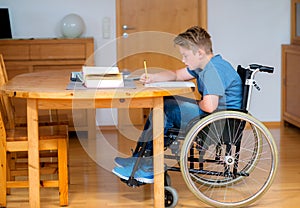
[27,99,40,208]
[87,108,97,140]
[152,97,164,208]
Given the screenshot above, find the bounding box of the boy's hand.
[140,73,154,84]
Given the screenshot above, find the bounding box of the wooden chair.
[0,99,69,207]
[0,54,70,128]
[0,53,70,183]
[0,54,69,206]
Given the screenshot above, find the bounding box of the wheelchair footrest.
[120,177,146,187]
[167,166,181,172]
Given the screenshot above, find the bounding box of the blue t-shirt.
[187,55,242,110]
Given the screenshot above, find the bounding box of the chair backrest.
[0,54,15,129]
[237,65,252,112]
[0,98,7,139]
[0,54,8,86]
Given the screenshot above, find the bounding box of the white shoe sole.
[112,169,154,184]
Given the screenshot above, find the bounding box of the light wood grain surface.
[3,125,300,208]
[1,70,193,208]
[1,70,192,99]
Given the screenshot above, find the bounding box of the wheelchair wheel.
[187,118,262,186]
[165,186,178,208]
[180,111,278,207]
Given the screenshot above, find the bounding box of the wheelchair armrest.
[249,64,274,73]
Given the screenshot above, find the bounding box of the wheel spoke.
[180,111,278,207]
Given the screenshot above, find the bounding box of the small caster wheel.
[165,172,171,186]
[165,186,178,208]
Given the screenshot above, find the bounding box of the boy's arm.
[199,95,219,113]
[139,67,219,113]
[140,67,193,83]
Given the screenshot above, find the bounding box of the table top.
[0,69,182,208]
[1,70,193,100]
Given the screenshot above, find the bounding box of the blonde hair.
[174,26,213,54]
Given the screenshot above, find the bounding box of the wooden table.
[0,70,193,208]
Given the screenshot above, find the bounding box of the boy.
[112,26,242,183]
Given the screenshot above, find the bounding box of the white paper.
[144,81,195,88]
[82,66,120,75]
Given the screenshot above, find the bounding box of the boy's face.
[179,46,201,70]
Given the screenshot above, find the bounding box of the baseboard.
[98,125,117,131]
[262,122,281,128]
[98,122,281,131]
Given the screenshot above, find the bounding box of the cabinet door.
[282,45,300,127]
[5,64,30,78]
[30,43,87,60]
[33,65,83,72]
[0,44,30,60]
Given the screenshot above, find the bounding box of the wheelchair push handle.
[249,64,274,73]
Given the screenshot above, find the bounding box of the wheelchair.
[121,64,278,208]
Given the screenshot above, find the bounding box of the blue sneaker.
[114,156,137,167]
[114,149,153,167]
[114,156,153,168]
[112,164,154,183]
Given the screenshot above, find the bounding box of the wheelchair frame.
[122,64,278,208]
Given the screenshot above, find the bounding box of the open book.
[144,81,195,88]
[82,66,124,88]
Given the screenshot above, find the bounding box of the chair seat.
[6,125,68,142]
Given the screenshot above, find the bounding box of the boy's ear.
[197,48,206,57]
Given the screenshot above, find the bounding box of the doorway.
[116,0,207,129]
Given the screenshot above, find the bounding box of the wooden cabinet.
[291,0,300,44]
[282,1,300,128]
[0,37,94,130]
[0,38,94,77]
[281,44,300,127]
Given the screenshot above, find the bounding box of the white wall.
[0,0,117,65]
[0,0,291,122]
[208,0,290,121]
[0,0,118,126]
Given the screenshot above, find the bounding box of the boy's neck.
[200,53,214,69]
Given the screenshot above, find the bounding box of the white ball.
[61,13,85,38]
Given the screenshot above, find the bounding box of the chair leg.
[6,153,11,195]
[58,138,68,206]
[0,146,7,207]
[6,152,17,195]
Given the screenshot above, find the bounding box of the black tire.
[180,111,278,207]
[165,186,178,208]
[165,172,171,186]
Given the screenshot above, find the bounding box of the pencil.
[143,60,148,79]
